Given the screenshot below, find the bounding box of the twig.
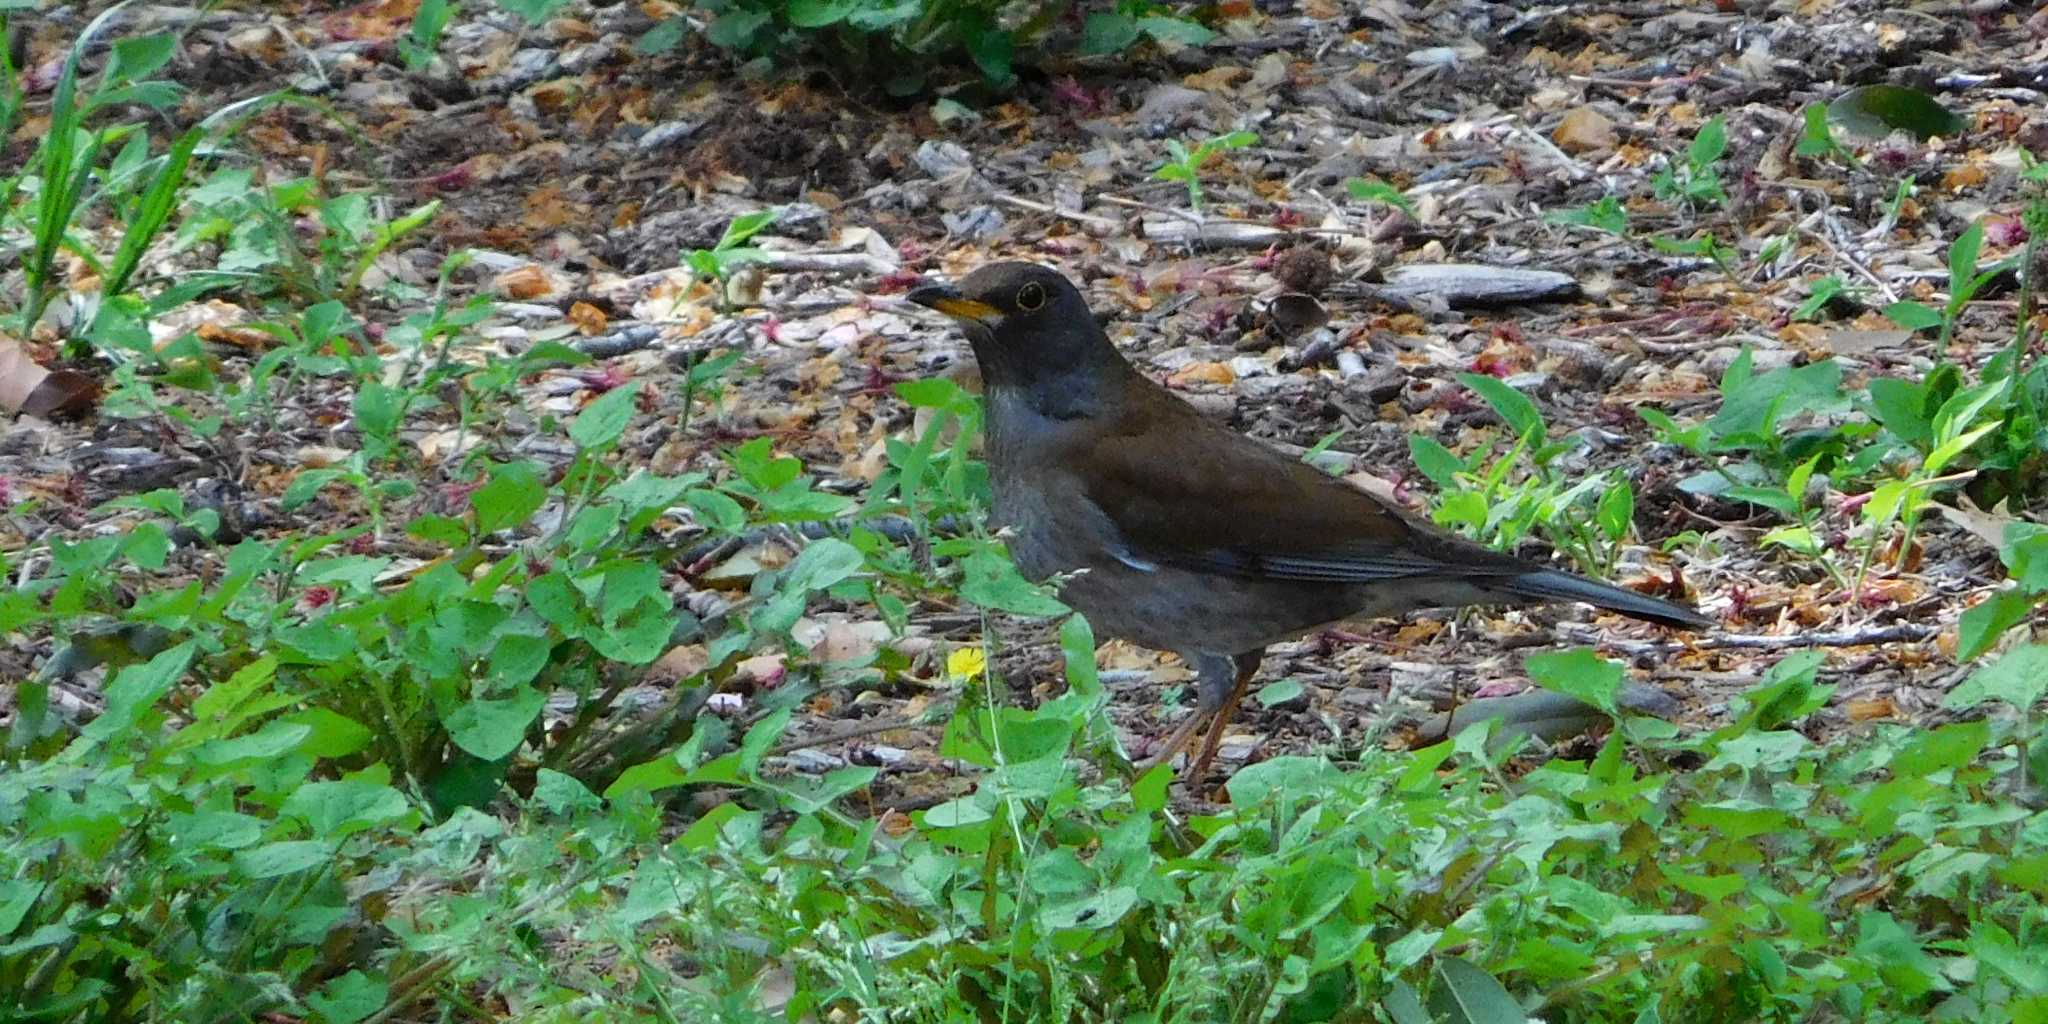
[771,708,952,755]
[1799,226,1901,305]
[1513,121,1588,179]
[992,193,1123,232]
[756,251,899,276]
[1553,622,1937,656]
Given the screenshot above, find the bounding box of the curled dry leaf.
[1551,106,1617,153]
[0,336,98,420]
[567,301,609,335]
[1167,360,1236,388]
[1267,292,1330,334]
[494,264,562,300]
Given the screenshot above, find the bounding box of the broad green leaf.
[1524,648,1623,717]
[786,0,855,27]
[1829,84,1964,140]
[79,641,197,743]
[1430,957,1526,1024]
[1944,644,2048,712]
[568,381,642,449]
[1081,12,1140,55]
[1408,435,1465,487]
[446,687,547,761]
[1883,300,1945,331]
[784,537,864,591]
[1138,15,1215,45]
[472,460,545,534]
[235,840,334,879]
[1457,372,1544,440]
[282,779,412,837]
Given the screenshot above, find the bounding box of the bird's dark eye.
[1016,281,1046,311]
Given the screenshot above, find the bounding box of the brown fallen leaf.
[566,301,608,336]
[0,336,98,419]
[1937,495,2031,551]
[1552,106,1617,153]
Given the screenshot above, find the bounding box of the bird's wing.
[1075,393,1531,584]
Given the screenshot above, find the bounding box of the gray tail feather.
[1505,568,1714,631]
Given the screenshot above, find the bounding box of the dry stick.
[992,193,1124,232]
[1513,121,1588,179]
[1553,621,1937,656]
[771,707,955,755]
[1800,225,1902,306]
[755,251,900,276]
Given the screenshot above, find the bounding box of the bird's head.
[906,262,1118,394]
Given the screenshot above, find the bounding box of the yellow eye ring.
[1016,281,1046,311]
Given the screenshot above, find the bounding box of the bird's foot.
[1135,711,1210,775]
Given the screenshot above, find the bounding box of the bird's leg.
[1136,652,1240,773]
[1184,650,1262,780]
[1137,705,1211,773]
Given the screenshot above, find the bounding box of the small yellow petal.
[946,646,987,682]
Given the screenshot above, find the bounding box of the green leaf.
[1346,176,1416,214]
[1687,116,1728,167]
[472,461,545,535]
[1137,15,1215,45]
[80,641,197,742]
[235,840,334,879]
[717,208,781,249]
[1868,377,1934,444]
[786,0,855,27]
[497,0,571,24]
[1794,103,1838,157]
[740,707,792,776]
[635,18,690,54]
[2001,524,2048,593]
[307,970,387,1024]
[1545,196,1628,235]
[894,377,958,407]
[1457,372,1544,440]
[283,468,347,511]
[1080,12,1140,55]
[1408,435,1465,488]
[1828,84,1965,141]
[704,8,770,48]
[1944,644,2048,712]
[683,488,746,533]
[278,707,373,758]
[1949,221,1986,299]
[569,381,642,449]
[1524,648,1623,717]
[107,33,176,84]
[1706,359,1845,440]
[1059,613,1100,698]
[1596,480,1635,541]
[1384,980,1431,1024]
[1131,764,1171,813]
[446,687,547,761]
[1883,300,1945,331]
[960,548,1068,616]
[1257,678,1305,707]
[353,379,400,441]
[1893,718,1990,777]
[1793,275,1845,321]
[964,27,1013,85]
[282,779,412,837]
[785,537,864,592]
[1430,957,1527,1024]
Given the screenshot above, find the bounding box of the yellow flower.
[946,646,987,683]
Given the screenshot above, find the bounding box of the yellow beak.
[906,283,1002,326]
